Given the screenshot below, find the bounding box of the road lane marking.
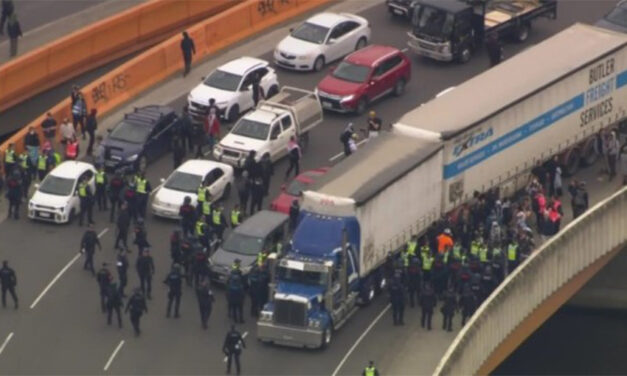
[30,227,109,309]
[0,332,14,355]
[103,340,125,371]
[329,139,368,163]
[223,331,248,362]
[331,304,391,376]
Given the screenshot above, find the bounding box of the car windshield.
[278,266,327,287]
[164,171,203,194]
[203,70,242,91]
[332,61,371,83]
[605,6,627,27]
[231,118,270,140]
[413,5,454,37]
[38,175,75,196]
[109,121,151,144]
[222,233,264,256]
[290,22,329,44]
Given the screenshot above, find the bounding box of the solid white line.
[98,228,109,238]
[30,252,82,309]
[329,139,369,163]
[103,340,125,372]
[223,331,248,362]
[0,333,14,355]
[331,304,391,376]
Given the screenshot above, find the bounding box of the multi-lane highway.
[0,1,618,374]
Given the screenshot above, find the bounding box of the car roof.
[176,159,230,175]
[218,57,269,75]
[244,108,280,124]
[122,105,175,128]
[50,161,94,178]
[418,0,470,13]
[234,210,288,237]
[307,12,349,28]
[345,45,400,66]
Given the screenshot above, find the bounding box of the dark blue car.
[98,105,180,173]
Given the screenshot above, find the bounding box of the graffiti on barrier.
[257,0,289,16]
[91,73,129,104]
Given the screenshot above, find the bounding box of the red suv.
[316,45,411,114]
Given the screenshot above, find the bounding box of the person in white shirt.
[59,118,75,144]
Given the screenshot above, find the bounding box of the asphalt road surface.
[0,1,618,375]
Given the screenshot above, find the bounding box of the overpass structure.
[434,186,627,376]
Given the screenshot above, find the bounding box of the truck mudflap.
[257,321,324,348]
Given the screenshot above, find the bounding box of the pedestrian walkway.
[0,0,143,64]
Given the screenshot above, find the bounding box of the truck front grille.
[273,299,307,327]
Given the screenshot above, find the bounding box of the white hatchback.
[28,161,96,223]
[274,12,371,72]
[151,159,235,219]
[188,57,280,123]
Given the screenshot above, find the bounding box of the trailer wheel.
[563,148,580,177]
[581,139,599,167]
[516,23,530,42]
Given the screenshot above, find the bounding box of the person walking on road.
[41,112,58,145]
[0,260,18,309]
[362,361,380,376]
[125,288,147,336]
[6,12,21,58]
[223,324,246,375]
[114,203,131,251]
[420,283,436,330]
[179,196,196,238]
[85,109,98,156]
[106,282,123,329]
[180,31,196,77]
[0,0,14,35]
[236,171,250,213]
[78,176,94,226]
[486,32,503,67]
[136,249,155,300]
[285,136,301,179]
[96,263,112,313]
[441,288,457,332]
[95,164,108,211]
[116,250,129,297]
[81,223,101,276]
[389,275,405,326]
[134,171,151,220]
[6,170,21,220]
[249,177,264,216]
[108,171,125,223]
[71,92,88,138]
[164,264,183,318]
[260,153,273,197]
[195,279,215,330]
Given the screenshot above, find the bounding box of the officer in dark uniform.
[420,283,436,330]
[227,261,245,323]
[106,282,123,328]
[247,265,262,317]
[432,253,447,298]
[223,324,246,375]
[481,265,495,301]
[469,271,482,303]
[195,279,215,329]
[406,255,421,308]
[6,170,21,220]
[78,176,94,226]
[459,285,478,326]
[0,260,18,309]
[81,223,101,276]
[114,202,131,251]
[125,288,147,336]
[192,247,208,287]
[389,275,405,326]
[170,231,183,265]
[258,263,270,310]
[96,263,112,312]
[249,177,264,215]
[133,218,150,254]
[123,180,138,223]
[95,164,108,211]
[441,288,457,332]
[136,249,155,299]
[108,171,125,222]
[181,238,195,287]
[116,250,129,297]
[486,32,503,67]
[164,264,183,318]
[179,196,196,238]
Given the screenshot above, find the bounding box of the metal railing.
[434,186,627,376]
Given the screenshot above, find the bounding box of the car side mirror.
[327,38,337,45]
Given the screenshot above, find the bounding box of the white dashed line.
[103,340,125,371]
[0,332,14,356]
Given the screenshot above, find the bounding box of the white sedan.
[151,159,234,219]
[274,12,371,72]
[187,57,280,123]
[28,161,96,223]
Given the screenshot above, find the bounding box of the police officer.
[170,230,183,265]
[106,282,123,328]
[230,204,242,228]
[249,177,264,215]
[196,180,210,217]
[195,279,215,329]
[81,223,101,276]
[227,260,245,323]
[115,250,129,297]
[195,215,210,249]
[114,202,131,251]
[136,249,155,299]
[108,171,125,222]
[192,246,208,287]
[36,152,48,181]
[95,164,108,211]
[133,218,150,254]
[78,176,94,226]
[258,263,271,310]
[179,196,196,238]
[480,265,495,301]
[420,283,436,330]
[3,143,16,176]
[247,265,262,317]
[17,151,30,199]
[125,288,148,336]
[362,361,379,376]
[134,171,151,219]
[406,255,421,308]
[164,264,183,318]
[96,263,112,312]
[421,248,434,283]
[491,243,506,284]
[459,285,478,326]
[223,324,246,375]
[507,240,519,274]
[6,170,21,219]
[0,261,18,309]
[389,275,405,326]
[441,288,457,332]
[123,180,138,223]
[181,238,195,287]
[212,205,226,242]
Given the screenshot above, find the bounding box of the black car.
[98,105,180,173]
[386,0,416,19]
[595,0,627,33]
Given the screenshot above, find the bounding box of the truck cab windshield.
[412,5,454,38]
[278,266,327,287]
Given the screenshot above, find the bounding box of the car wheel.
[393,79,406,97]
[313,56,325,72]
[563,149,581,177]
[516,23,530,42]
[355,37,367,51]
[355,97,368,115]
[227,105,239,123]
[222,183,231,201]
[138,156,147,173]
[319,327,332,349]
[267,85,279,98]
[458,46,472,64]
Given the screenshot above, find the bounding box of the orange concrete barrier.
[0,0,334,162]
[0,0,241,113]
